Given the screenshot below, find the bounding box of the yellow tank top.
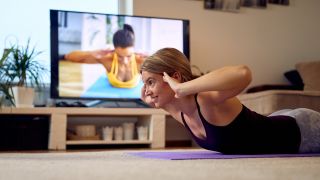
[107,53,140,88]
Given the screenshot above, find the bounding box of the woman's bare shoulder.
[197,91,222,105]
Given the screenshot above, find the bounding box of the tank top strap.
[180,94,209,141]
[110,53,118,74]
[194,93,210,125]
[180,111,201,141]
[130,53,137,76]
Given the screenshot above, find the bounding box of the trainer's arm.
[64,50,108,64]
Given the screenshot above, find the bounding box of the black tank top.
[181,94,301,154]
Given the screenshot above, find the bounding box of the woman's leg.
[268,109,293,117]
[284,108,320,153]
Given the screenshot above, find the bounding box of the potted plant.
[0,47,15,107]
[0,39,48,107]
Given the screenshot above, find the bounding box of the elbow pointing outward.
[172,65,253,99]
[238,65,253,90]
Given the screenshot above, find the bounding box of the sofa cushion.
[284,70,304,88]
[296,61,320,91]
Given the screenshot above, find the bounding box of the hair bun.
[123,24,134,35]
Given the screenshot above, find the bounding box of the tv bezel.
[50,9,190,101]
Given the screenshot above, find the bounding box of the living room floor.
[1,147,320,180]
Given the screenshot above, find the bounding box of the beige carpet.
[0,149,319,180]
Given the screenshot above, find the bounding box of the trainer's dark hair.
[113,24,135,48]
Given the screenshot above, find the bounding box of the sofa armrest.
[246,84,303,93]
[238,90,320,115]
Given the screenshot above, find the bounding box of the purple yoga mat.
[128,150,320,160]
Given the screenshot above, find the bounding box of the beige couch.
[238,90,320,115]
[238,61,320,115]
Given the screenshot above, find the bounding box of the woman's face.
[115,47,134,65]
[141,71,175,108]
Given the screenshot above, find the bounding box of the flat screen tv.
[50,9,190,102]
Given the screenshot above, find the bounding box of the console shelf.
[0,107,167,150]
[66,140,152,145]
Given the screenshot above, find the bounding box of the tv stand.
[0,107,167,150]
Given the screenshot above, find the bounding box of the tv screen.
[50,9,190,101]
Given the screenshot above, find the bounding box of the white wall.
[133,0,320,88]
[0,0,119,83]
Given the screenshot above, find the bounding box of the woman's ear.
[172,72,182,82]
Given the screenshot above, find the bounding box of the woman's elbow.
[239,65,252,86]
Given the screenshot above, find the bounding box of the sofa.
[238,61,320,115]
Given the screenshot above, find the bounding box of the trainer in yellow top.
[107,53,140,88]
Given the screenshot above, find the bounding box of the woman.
[64,24,146,88]
[140,47,320,154]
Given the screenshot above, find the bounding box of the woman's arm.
[135,52,148,68]
[164,65,252,100]
[64,50,112,64]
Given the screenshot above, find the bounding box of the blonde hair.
[140,48,193,82]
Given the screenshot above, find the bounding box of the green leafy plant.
[6,39,48,87]
[0,39,48,107]
[0,47,15,106]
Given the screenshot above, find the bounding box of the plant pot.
[12,86,34,107]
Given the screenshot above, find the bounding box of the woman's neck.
[163,94,197,116]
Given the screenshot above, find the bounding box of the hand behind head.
[163,72,182,98]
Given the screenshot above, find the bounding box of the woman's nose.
[145,86,152,96]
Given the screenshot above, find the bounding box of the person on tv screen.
[63,24,147,88]
[140,47,320,154]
